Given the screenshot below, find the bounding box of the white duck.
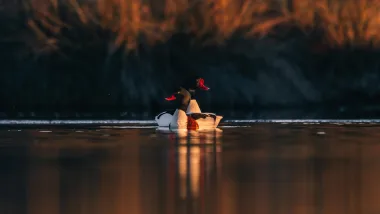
[159,87,223,130]
[155,77,211,127]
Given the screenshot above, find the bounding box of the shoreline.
[1,119,380,127]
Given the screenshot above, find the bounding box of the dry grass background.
[17,0,380,54]
[1,0,380,112]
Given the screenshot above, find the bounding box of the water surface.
[0,123,380,214]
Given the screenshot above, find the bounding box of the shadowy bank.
[0,0,380,117]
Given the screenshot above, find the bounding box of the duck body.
[167,110,223,130]
[155,76,208,127]
[155,85,223,130]
[155,99,202,127]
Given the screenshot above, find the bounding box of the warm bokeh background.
[1,0,380,116]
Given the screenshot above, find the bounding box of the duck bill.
[198,79,210,91]
[165,94,177,101]
[199,84,210,90]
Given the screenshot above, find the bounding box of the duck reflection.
[179,130,221,200]
[156,128,222,214]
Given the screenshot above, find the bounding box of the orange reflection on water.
[0,125,380,214]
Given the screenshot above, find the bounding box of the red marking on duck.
[165,95,177,101]
[187,116,199,130]
[197,78,210,91]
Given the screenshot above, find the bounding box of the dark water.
[1,123,380,214]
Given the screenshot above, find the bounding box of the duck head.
[165,87,192,111]
[195,77,210,91]
[165,87,191,102]
[181,76,210,91]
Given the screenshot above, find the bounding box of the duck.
[158,87,223,130]
[155,77,211,127]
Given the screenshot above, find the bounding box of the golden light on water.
[1,126,380,214]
